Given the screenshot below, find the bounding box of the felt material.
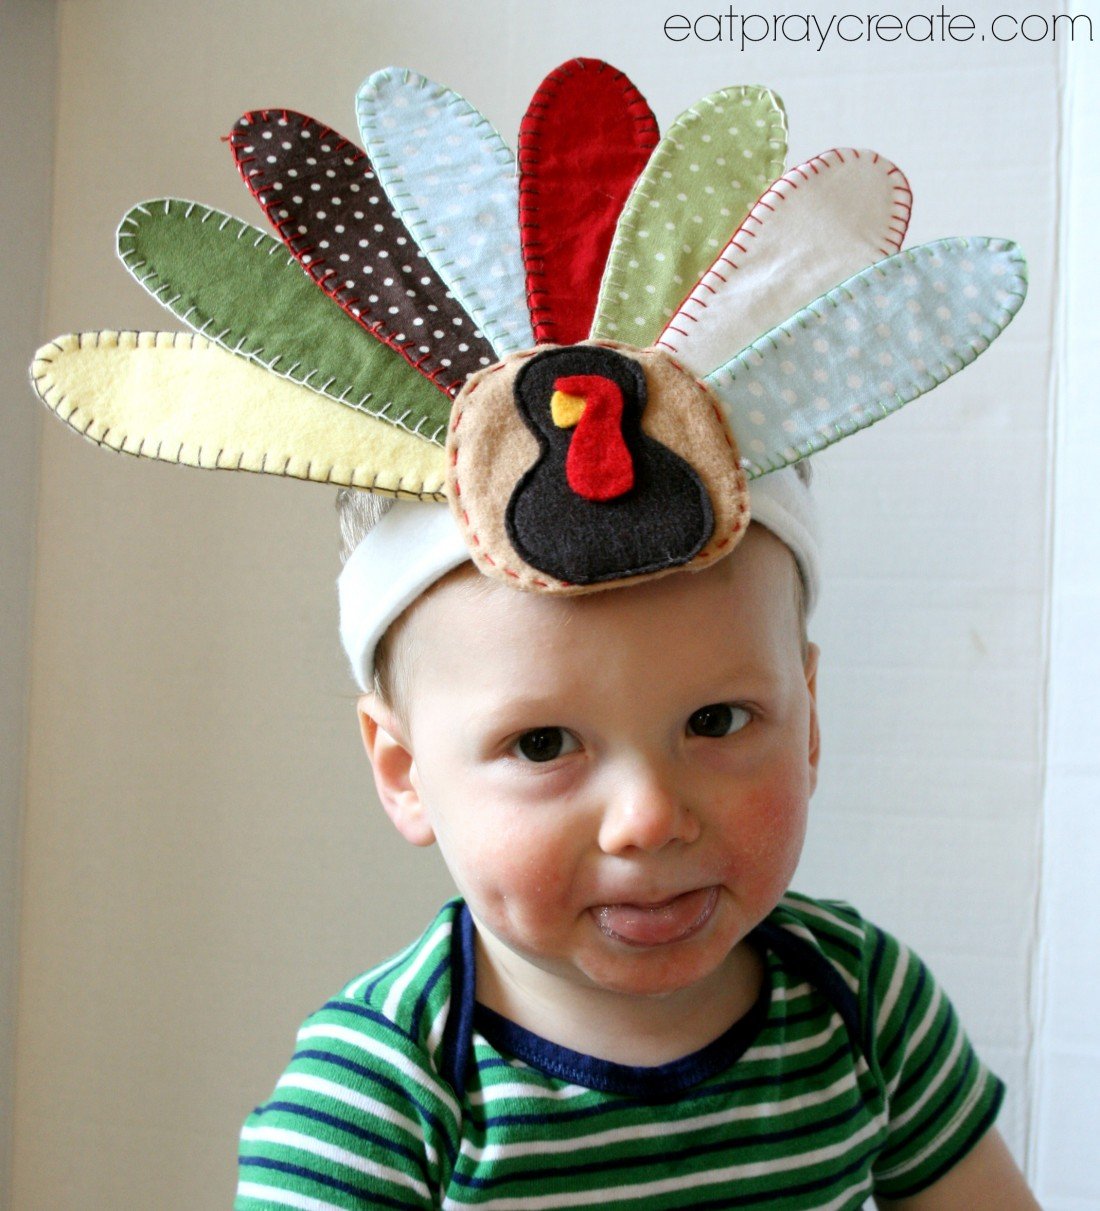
[706,236,1029,477]
[446,341,748,593]
[356,67,535,358]
[29,331,447,497]
[550,389,586,428]
[229,109,496,395]
[591,86,787,346]
[658,149,913,377]
[117,199,452,444]
[550,373,635,501]
[507,346,713,583]
[519,59,659,346]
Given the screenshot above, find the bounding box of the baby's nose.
[597,760,700,854]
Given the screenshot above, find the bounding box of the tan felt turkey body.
[445,341,750,593]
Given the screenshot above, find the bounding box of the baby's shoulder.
[763,890,918,1004]
[303,899,464,1072]
[762,891,949,1060]
[767,890,874,967]
[239,904,466,1188]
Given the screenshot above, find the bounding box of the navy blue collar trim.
[442,901,864,1101]
[473,984,770,1100]
[440,901,479,1099]
[750,917,863,1053]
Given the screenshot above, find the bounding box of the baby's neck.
[473,933,765,1068]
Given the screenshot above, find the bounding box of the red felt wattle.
[519,60,659,346]
[555,374,634,501]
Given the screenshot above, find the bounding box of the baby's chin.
[537,901,754,1002]
[581,929,750,999]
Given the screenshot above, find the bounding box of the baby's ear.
[804,643,821,794]
[356,696,435,847]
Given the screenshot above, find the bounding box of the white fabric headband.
[338,466,819,693]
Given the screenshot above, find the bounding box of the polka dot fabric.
[591,86,787,347]
[705,237,1028,478]
[657,149,913,378]
[116,200,453,443]
[230,110,497,397]
[357,67,535,358]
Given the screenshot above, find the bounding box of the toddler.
[233,478,1039,1209]
[25,54,1037,1211]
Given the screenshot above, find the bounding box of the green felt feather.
[590,86,787,347]
[116,199,452,444]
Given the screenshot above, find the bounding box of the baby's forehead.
[412,524,803,659]
[385,525,807,725]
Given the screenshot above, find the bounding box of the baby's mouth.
[593,887,718,947]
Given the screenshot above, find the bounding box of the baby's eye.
[513,727,579,763]
[687,703,752,738]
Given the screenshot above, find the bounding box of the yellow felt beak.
[550,389,586,428]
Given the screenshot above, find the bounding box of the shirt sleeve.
[863,921,1005,1200]
[235,997,457,1210]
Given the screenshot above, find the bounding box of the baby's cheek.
[461,822,575,919]
[725,781,808,882]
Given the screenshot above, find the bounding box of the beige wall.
[10,0,1077,1205]
[1,2,56,1207]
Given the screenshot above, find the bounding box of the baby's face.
[368,525,819,1011]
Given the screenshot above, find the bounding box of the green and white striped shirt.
[237,893,1003,1209]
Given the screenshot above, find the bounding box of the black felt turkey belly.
[505,346,713,584]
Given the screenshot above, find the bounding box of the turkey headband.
[29,60,1027,689]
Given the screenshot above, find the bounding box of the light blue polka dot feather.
[357,67,535,359]
[705,237,1028,478]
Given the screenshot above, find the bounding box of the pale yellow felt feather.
[30,331,447,499]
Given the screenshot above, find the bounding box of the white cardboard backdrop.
[1031,29,1100,1211]
[8,1,1090,1206]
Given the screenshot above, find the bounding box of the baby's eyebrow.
[466,665,791,730]
[468,694,580,730]
[675,655,806,702]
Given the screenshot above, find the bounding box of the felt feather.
[29,331,448,497]
[356,67,534,358]
[117,199,452,444]
[229,108,497,393]
[658,149,912,376]
[519,58,659,346]
[591,85,787,346]
[705,237,1028,477]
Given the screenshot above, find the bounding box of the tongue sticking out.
[594,887,718,947]
[552,374,635,501]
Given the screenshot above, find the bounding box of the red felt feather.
[519,60,659,346]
